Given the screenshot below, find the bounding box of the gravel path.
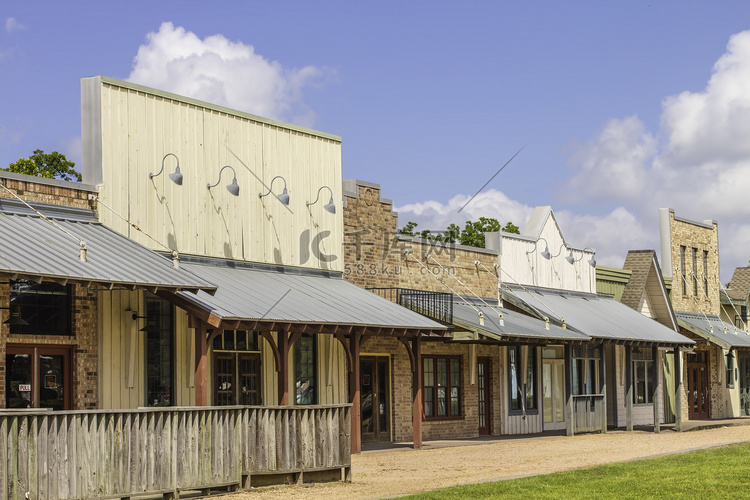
[213,426,750,499]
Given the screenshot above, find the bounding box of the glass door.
[543,359,566,430]
[741,352,750,416]
[6,345,71,410]
[361,356,390,442]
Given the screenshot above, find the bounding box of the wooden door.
[687,352,709,419]
[5,345,72,410]
[477,358,491,435]
[543,359,566,430]
[361,356,390,442]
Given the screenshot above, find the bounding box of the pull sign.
[18,384,31,392]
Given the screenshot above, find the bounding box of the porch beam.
[674,346,682,432]
[600,343,607,433]
[565,343,574,436]
[194,319,209,406]
[625,344,633,432]
[259,331,282,373]
[278,331,291,405]
[411,335,423,450]
[653,346,660,433]
[349,329,362,454]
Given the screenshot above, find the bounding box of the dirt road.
[214,425,750,499]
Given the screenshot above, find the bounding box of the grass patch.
[404,442,750,499]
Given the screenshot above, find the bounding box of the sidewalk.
[214,422,750,499]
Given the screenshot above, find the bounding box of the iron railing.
[369,287,453,325]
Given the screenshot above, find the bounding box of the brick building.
[659,208,750,420]
[343,181,691,443]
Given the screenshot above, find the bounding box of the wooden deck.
[0,404,351,499]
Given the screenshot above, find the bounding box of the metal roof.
[503,285,693,346]
[452,297,589,342]
[177,260,447,330]
[675,311,750,349]
[0,206,217,293]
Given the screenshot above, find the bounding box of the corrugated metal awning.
[452,297,590,342]
[175,259,447,332]
[503,284,693,346]
[676,311,750,349]
[0,204,217,293]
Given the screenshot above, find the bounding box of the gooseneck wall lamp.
[131,312,162,334]
[207,166,240,196]
[149,153,184,186]
[565,247,597,267]
[1,305,29,326]
[258,175,290,206]
[307,185,336,214]
[526,237,562,260]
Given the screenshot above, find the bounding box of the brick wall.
[345,180,503,441]
[343,181,499,298]
[0,173,99,409]
[666,210,720,315]
[361,336,501,442]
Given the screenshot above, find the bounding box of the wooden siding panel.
[96,82,342,270]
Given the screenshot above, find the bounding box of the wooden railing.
[571,394,606,434]
[0,404,351,500]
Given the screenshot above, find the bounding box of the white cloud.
[564,116,655,203]
[563,29,750,281]
[554,207,654,269]
[128,22,333,126]
[396,189,534,234]
[5,17,25,33]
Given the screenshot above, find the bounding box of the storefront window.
[145,295,173,407]
[294,334,317,405]
[9,280,71,336]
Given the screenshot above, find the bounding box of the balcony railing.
[369,287,453,325]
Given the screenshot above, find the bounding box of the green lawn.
[404,442,750,499]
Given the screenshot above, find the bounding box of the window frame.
[702,250,709,298]
[144,294,175,407]
[680,246,687,296]
[632,349,654,405]
[294,334,318,405]
[508,346,538,415]
[422,355,462,420]
[8,280,72,336]
[692,247,698,296]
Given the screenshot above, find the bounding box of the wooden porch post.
[194,320,209,406]
[674,346,682,432]
[625,344,633,432]
[600,343,607,433]
[278,331,290,405]
[349,330,362,454]
[565,343,574,436]
[653,346,660,433]
[412,335,423,449]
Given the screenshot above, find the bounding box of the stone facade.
[0,172,99,409]
[344,180,505,441]
[343,180,499,298]
[659,208,720,316]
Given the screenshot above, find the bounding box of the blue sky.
[2,1,750,282]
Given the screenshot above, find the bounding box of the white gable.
[487,206,596,293]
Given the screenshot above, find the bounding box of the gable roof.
[726,267,750,302]
[621,250,678,331]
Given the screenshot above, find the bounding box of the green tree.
[397,217,520,248]
[3,149,81,182]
